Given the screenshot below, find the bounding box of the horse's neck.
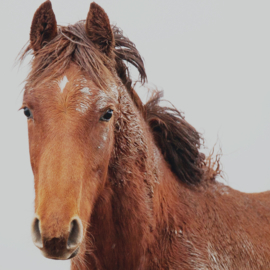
[80,86,270,268]
[86,88,186,268]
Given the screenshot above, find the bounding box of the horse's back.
[199,182,270,269]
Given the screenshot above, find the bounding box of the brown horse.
[20,1,270,269]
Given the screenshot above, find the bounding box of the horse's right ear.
[30,0,57,51]
[85,2,115,56]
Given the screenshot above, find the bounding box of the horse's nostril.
[31,217,43,248]
[67,218,83,249]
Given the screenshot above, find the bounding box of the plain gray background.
[1,0,270,269]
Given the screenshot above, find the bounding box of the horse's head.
[22,1,129,260]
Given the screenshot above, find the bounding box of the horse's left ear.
[30,0,57,51]
[86,2,115,56]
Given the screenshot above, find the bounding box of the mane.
[19,20,220,185]
[20,21,146,91]
[144,91,221,185]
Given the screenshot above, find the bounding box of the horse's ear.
[86,2,115,56]
[30,0,57,51]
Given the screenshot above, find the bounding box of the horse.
[20,1,270,269]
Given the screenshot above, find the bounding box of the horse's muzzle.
[31,216,83,260]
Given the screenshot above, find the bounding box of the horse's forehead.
[24,63,120,115]
[52,68,118,100]
[54,72,94,95]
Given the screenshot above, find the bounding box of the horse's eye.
[24,107,33,119]
[100,109,113,122]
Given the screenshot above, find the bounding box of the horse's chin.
[41,247,80,260]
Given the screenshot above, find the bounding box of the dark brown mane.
[20,20,219,185]
[20,21,146,90]
[113,25,146,112]
[145,91,205,185]
[20,21,113,89]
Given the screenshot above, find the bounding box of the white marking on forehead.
[58,76,69,93]
[76,86,92,114]
[80,77,88,84]
[80,87,91,95]
[96,91,110,110]
[76,102,90,114]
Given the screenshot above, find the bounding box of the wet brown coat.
[20,1,270,269]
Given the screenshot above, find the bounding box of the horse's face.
[22,0,134,260]
[23,65,118,259]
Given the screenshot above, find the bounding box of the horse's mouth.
[41,247,80,260]
[68,247,80,259]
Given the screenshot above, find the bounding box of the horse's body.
[20,1,270,269]
[90,177,270,270]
